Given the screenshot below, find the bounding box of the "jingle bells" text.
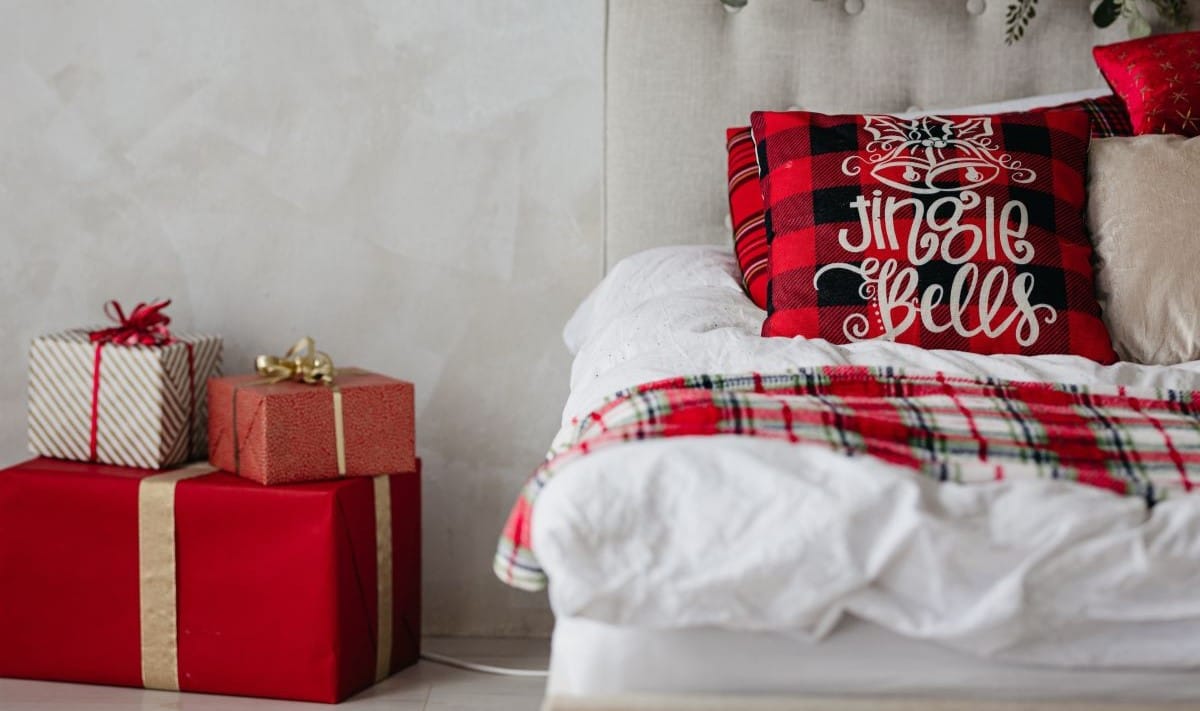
[816,189,1055,345]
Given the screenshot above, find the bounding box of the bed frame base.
[545,694,1197,711]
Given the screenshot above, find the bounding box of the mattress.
[547,616,1200,703]
[530,246,1200,670]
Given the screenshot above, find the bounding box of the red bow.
[88,300,175,346]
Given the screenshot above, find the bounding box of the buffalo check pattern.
[752,108,1117,362]
[495,367,1200,591]
[1095,30,1200,136]
[724,97,1131,312]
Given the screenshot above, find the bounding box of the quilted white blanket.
[533,246,1200,668]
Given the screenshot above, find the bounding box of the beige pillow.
[1088,135,1200,365]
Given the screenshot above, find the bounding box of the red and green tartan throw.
[495,366,1200,591]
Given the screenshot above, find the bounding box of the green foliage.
[1092,0,1122,27]
[1006,0,1190,44]
[1005,0,1038,44]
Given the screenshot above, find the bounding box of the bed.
[533,247,1200,709]
[505,2,1200,709]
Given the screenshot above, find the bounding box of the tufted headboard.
[604,0,1150,270]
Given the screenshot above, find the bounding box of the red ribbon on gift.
[89,300,176,347]
[85,300,195,463]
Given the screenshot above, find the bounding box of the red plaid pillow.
[751,108,1116,363]
[1094,31,1200,136]
[725,97,1130,311]
[1074,93,1135,137]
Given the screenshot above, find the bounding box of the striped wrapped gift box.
[28,330,222,469]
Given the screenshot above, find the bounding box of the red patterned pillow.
[1094,30,1200,135]
[751,108,1116,363]
[727,127,769,308]
[725,96,1130,311]
[1074,93,1135,137]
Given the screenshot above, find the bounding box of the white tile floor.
[0,638,550,711]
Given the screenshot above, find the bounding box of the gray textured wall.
[0,0,605,636]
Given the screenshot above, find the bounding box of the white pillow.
[786,88,1112,117]
[1088,135,1200,365]
[563,246,744,354]
[908,87,1110,117]
[782,88,1108,116]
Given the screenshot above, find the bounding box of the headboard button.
[966,0,987,16]
[844,0,865,15]
[721,0,748,12]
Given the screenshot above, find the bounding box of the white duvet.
[532,245,1200,669]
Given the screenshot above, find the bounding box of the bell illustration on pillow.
[844,115,1035,194]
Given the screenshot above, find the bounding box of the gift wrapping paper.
[208,370,415,485]
[27,330,223,469]
[0,457,421,703]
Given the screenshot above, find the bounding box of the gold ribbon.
[373,476,394,682]
[136,464,396,690]
[239,337,350,476]
[138,462,216,691]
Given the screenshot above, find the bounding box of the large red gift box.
[208,370,416,485]
[0,458,420,703]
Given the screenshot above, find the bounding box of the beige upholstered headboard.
[604,0,1146,270]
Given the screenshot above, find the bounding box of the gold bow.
[256,337,335,385]
[243,337,351,476]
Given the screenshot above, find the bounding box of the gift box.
[27,301,222,470]
[208,361,415,486]
[0,457,421,704]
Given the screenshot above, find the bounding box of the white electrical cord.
[420,650,550,678]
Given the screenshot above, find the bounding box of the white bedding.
[535,245,1200,669]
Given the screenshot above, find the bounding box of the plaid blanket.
[494,367,1200,591]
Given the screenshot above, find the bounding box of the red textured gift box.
[208,370,415,485]
[0,458,420,703]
